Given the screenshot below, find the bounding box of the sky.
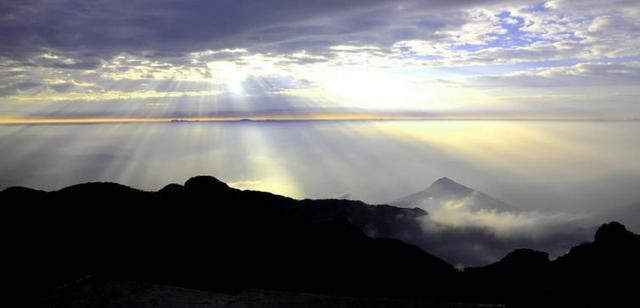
[1,0,639,122]
[2,1,640,265]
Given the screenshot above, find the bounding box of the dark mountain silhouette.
[464,221,640,307]
[2,177,640,307]
[467,248,551,276]
[1,176,455,306]
[464,249,553,306]
[42,280,502,308]
[554,221,640,280]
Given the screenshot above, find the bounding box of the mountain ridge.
[1,175,453,305]
[2,176,639,307]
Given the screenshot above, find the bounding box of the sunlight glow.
[366,121,640,181]
[208,61,247,95]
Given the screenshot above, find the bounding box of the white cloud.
[469,61,640,87]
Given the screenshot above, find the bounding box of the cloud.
[469,61,640,87]
[414,218,592,266]
[0,80,40,97]
[0,1,555,61]
[425,200,583,236]
[2,0,638,65]
[0,0,395,58]
[1,0,639,119]
[396,203,593,266]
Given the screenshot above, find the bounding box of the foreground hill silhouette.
[2,176,639,307]
[2,176,457,306]
[465,221,640,307]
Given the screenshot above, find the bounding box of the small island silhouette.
[2,176,638,307]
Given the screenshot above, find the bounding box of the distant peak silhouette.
[428,177,474,195]
[184,175,230,193]
[158,183,184,194]
[392,176,518,213]
[500,248,550,265]
[432,177,458,186]
[1,186,44,195]
[57,182,142,195]
[466,248,550,275]
[594,221,628,242]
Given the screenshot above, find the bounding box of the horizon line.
[1,114,638,125]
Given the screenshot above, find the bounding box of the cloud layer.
[1,0,639,120]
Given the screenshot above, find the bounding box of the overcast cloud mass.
[1,0,639,120]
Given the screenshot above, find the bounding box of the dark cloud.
[0,0,523,62]
[0,0,394,58]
